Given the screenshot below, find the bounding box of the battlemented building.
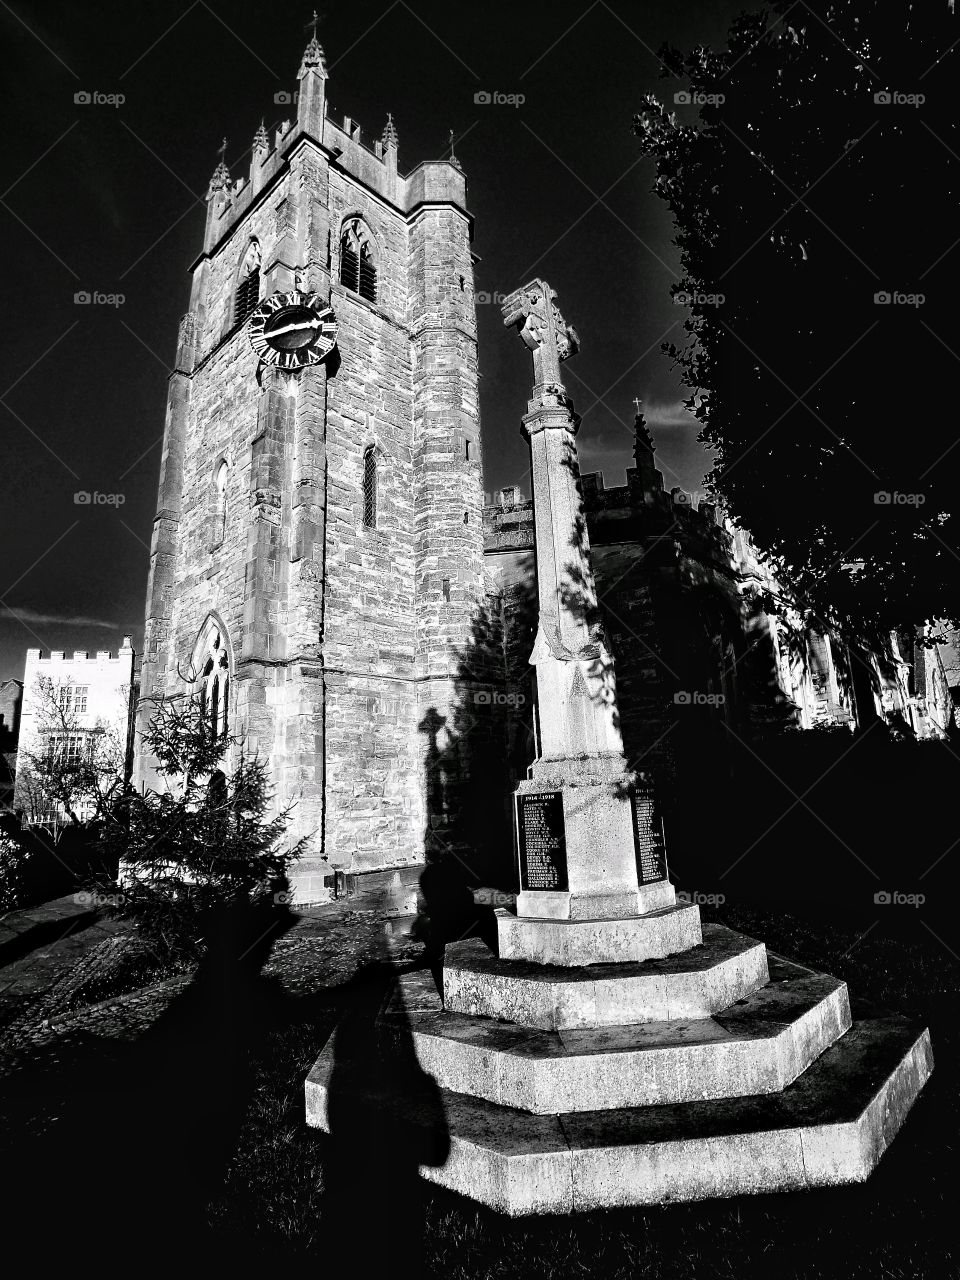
[137,30,485,900]
[483,410,955,791]
[14,638,137,828]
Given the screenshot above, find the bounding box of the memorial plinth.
[305,279,932,1213]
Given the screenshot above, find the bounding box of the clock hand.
[265,316,323,339]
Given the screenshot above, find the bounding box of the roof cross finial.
[217,136,228,160]
[306,9,320,38]
[633,396,643,413]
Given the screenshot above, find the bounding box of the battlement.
[24,636,134,666]
[483,478,733,558]
[206,91,469,252]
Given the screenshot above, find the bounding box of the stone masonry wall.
[138,79,485,897]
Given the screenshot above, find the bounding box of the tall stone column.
[501,281,675,923]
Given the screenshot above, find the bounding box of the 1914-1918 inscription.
[516,790,568,892]
[631,779,668,884]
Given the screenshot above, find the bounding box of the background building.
[14,638,137,830]
[484,411,955,788]
[0,678,23,813]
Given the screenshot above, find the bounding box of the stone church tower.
[137,29,485,900]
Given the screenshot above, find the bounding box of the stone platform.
[444,924,768,1029]
[304,902,932,1214]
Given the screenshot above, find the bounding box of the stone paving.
[0,901,424,1068]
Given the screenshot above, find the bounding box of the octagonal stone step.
[444,924,769,1031]
[304,1012,932,1216]
[383,955,851,1114]
[496,901,703,967]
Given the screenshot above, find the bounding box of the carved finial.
[381,111,398,151]
[208,137,231,196]
[447,128,459,165]
[298,9,327,77]
[253,119,269,152]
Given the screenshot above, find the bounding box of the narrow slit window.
[362,446,378,528]
[214,460,228,543]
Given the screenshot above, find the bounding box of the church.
[136,27,486,901]
[137,27,956,906]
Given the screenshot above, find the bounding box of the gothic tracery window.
[195,623,230,741]
[362,445,378,528]
[234,238,261,326]
[339,219,378,302]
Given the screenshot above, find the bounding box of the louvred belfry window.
[234,239,262,326]
[340,220,378,303]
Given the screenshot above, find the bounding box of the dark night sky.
[0,0,746,681]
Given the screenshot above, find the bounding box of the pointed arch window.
[340,219,378,303]
[362,445,378,529]
[193,620,231,741]
[234,239,261,326]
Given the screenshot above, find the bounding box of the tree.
[634,0,960,643]
[98,694,307,962]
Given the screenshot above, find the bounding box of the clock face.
[248,291,338,369]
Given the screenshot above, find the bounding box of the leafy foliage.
[634,1,960,642]
[98,695,307,962]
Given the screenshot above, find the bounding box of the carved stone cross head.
[501,279,580,386]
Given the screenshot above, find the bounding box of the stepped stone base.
[497,902,702,966]
[305,1012,932,1215]
[383,954,850,1113]
[444,924,769,1029]
[517,879,676,921]
[304,904,933,1214]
